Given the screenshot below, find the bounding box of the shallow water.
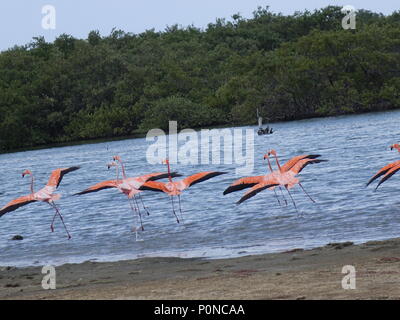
[1,110,400,267]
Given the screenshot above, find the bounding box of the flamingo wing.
[47,166,81,188]
[281,155,321,172]
[74,180,119,195]
[289,158,327,175]
[138,181,168,193]
[237,181,279,205]
[367,161,400,187]
[180,172,226,190]
[223,176,264,195]
[138,172,182,183]
[375,164,400,190]
[0,195,36,217]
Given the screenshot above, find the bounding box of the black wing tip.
[223,187,233,195]
[214,171,227,177]
[223,182,257,195]
[67,166,81,171]
[170,172,183,178]
[147,172,182,181]
[307,155,322,159]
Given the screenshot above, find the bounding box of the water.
[1,110,400,267]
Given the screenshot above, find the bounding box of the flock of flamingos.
[1,144,400,240]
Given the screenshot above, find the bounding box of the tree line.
[0,6,399,151]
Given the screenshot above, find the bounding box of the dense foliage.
[0,6,399,151]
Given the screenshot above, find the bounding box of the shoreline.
[2,108,399,155]
[2,237,400,299]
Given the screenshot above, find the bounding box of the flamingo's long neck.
[115,164,120,180]
[166,161,172,183]
[119,160,127,179]
[273,153,282,172]
[265,156,274,173]
[29,174,34,194]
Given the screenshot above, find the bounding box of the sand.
[1,238,400,300]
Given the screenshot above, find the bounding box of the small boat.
[257,108,274,136]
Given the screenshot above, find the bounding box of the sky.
[0,0,398,51]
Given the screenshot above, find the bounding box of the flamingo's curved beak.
[22,170,30,177]
[107,162,116,170]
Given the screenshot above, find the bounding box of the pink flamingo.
[75,156,180,232]
[224,152,323,206]
[367,144,400,190]
[139,159,226,223]
[237,155,326,206]
[0,167,80,239]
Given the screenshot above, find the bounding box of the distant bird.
[139,159,226,223]
[0,167,80,239]
[367,145,400,190]
[75,156,180,232]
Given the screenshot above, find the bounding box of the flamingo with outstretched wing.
[0,167,80,239]
[75,156,180,232]
[139,159,226,223]
[367,144,400,190]
[236,156,326,205]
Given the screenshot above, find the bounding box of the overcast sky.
[0,0,398,51]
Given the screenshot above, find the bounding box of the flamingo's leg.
[298,182,316,203]
[49,202,71,240]
[138,193,150,216]
[50,209,58,232]
[272,189,282,206]
[285,187,300,216]
[128,199,142,241]
[279,186,288,206]
[170,196,180,224]
[178,195,185,225]
[133,196,145,231]
[129,198,144,231]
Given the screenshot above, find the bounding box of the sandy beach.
[1,238,400,300]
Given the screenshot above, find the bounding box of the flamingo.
[139,159,226,223]
[223,153,322,201]
[265,150,323,207]
[0,167,80,239]
[367,144,400,190]
[236,156,326,205]
[75,158,180,232]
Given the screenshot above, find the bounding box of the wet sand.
[1,238,400,300]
